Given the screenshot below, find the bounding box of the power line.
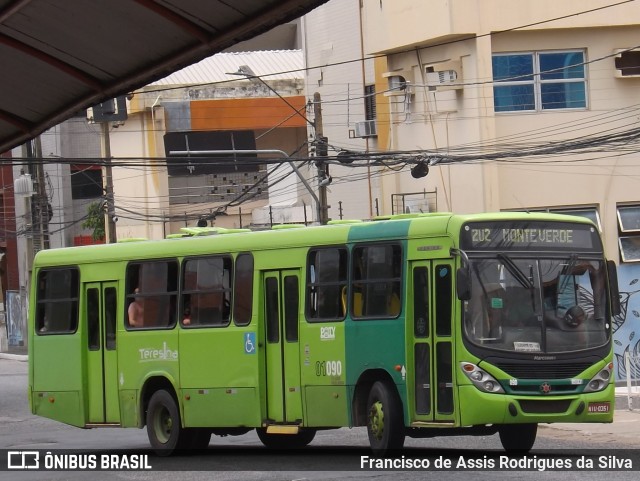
[131,0,637,98]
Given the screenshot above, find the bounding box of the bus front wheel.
[146,389,185,456]
[256,428,316,449]
[366,381,405,454]
[498,423,537,452]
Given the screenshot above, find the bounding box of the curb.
[0,352,28,362]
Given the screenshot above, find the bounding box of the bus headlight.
[460,362,504,394]
[583,362,613,393]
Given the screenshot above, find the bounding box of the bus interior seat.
[353,292,363,316]
[342,287,363,317]
[388,291,401,316]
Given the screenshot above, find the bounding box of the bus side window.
[233,253,254,326]
[353,244,402,319]
[182,256,232,328]
[36,268,80,334]
[306,247,348,322]
[126,261,178,329]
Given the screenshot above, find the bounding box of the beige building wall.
[108,108,169,241]
[361,0,640,262]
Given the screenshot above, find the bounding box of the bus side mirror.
[607,260,621,317]
[456,267,471,301]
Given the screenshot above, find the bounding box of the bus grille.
[492,362,593,379]
[519,400,572,414]
[509,384,578,394]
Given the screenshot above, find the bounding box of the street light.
[226,66,327,223]
[227,65,314,128]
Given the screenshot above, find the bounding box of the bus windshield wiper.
[497,253,534,290]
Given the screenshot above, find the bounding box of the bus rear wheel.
[256,428,316,449]
[498,423,537,452]
[146,389,186,456]
[366,381,405,454]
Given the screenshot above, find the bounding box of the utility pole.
[23,137,49,254]
[101,122,117,243]
[33,136,50,250]
[92,97,126,244]
[313,92,330,225]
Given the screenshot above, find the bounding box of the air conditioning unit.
[354,120,377,138]
[426,69,457,85]
[614,48,640,78]
[403,199,430,214]
[425,59,463,90]
[383,70,414,96]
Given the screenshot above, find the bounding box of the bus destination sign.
[460,222,601,252]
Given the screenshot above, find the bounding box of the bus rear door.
[263,269,303,425]
[85,282,120,424]
[409,261,456,424]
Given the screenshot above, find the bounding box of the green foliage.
[82,201,105,241]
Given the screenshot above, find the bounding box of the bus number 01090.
[316,360,342,377]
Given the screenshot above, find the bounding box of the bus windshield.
[463,255,609,353]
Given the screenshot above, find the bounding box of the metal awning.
[0,0,327,154]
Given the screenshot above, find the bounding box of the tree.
[82,201,105,241]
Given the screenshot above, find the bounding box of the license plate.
[587,402,610,413]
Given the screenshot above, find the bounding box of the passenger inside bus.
[182,306,191,325]
[127,287,144,327]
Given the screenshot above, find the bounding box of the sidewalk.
[0,345,27,361]
[539,407,640,447]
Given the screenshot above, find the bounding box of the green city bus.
[28,212,620,455]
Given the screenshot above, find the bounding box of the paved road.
[2,357,640,480]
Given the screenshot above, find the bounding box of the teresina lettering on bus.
[138,342,178,361]
[502,228,573,244]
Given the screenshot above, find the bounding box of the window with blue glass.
[492,51,586,112]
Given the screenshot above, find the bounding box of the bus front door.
[263,270,303,425]
[85,282,119,424]
[409,261,456,424]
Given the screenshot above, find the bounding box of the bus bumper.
[458,383,615,426]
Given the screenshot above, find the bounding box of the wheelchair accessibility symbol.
[244,332,256,354]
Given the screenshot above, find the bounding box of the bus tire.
[498,423,537,452]
[256,428,316,449]
[366,381,405,454]
[146,389,185,456]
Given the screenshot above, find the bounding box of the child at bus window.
[128,288,144,327]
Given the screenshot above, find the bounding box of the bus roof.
[32,211,596,267]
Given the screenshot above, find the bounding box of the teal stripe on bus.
[347,218,412,242]
[345,220,411,424]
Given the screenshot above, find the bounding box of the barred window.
[364,84,376,120]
